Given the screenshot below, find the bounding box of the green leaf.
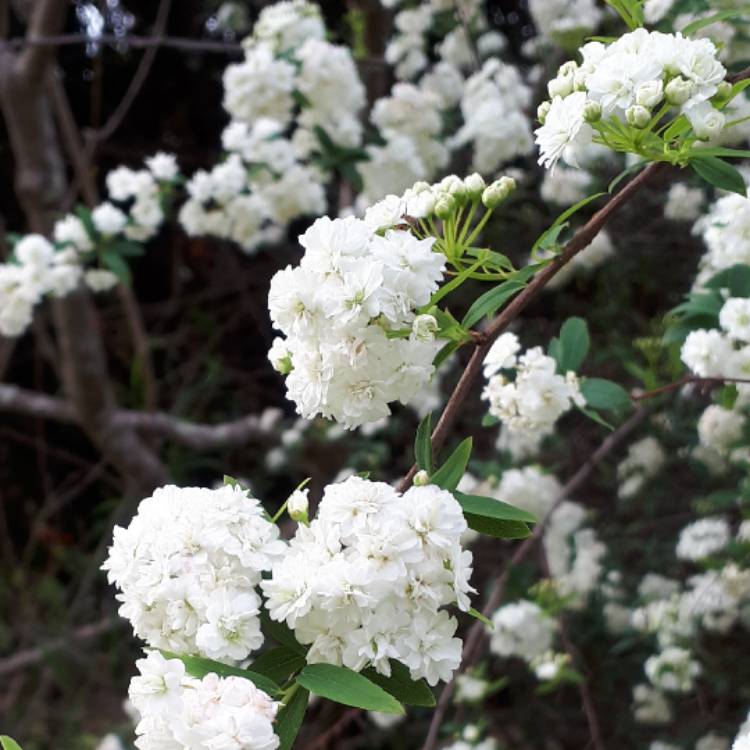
[110,239,146,257]
[580,378,632,412]
[670,292,723,318]
[162,652,281,697]
[363,661,435,707]
[463,512,531,539]
[578,405,615,430]
[465,247,514,272]
[690,156,747,196]
[662,116,691,143]
[415,413,433,473]
[688,147,750,160]
[101,250,132,284]
[260,611,307,656]
[250,647,306,685]
[532,192,606,257]
[705,264,750,297]
[296,664,405,714]
[461,280,525,328]
[557,317,590,373]
[0,738,23,750]
[454,491,537,524]
[276,688,309,750]
[433,340,462,370]
[431,437,472,491]
[681,7,750,36]
[481,413,499,427]
[468,607,493,628]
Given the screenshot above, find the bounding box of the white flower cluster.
[102,484,284,663]
[267,216,445,428]
[644,646,702,693]
[681,295,750,412]
[489,600,555,662]
[129,651,279,750]
[450,59,534,175]
[0,153,177,337]
[384,0,500,81]
[261,476,474,686]
[693,189,750,286]
[675,517,731,562]
[527,0,602,47]
[664,182,704,222]
[181,1,362,250]
[536,30,728,169]
[482,332,585,439]
[544,500,607,607]
[617,436,666,499]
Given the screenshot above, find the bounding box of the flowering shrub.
[4,1,750,750]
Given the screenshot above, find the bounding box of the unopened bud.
[537,100,551,124]
[583,100,602,123]
[414,469,431,486]
[482,176,516,209]
[434,193,457,219]
[464,172,486,199]
[714,80,733,103]
[548,74,573,99]
[636,80,663,109]
[665,76,694,106]
[288,488,309,524]
[412,314,438,342]
[626,105,650,129]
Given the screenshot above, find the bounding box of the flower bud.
[434,192,457,219]
[464,172,486,199]
[626,105,651,129]
[558,60,578,77]
[713,80,733,104]
[583,100,602,123]
[548,74,573,99]
[665,76,694,106]
[413,469,431,486]
[693,108,726,140]
[573,70,587,91]
[288,488,309,524]
[440,174,468,204]
[268,337,293,375]
[636,80,663,109]
[537,100,551,124]
[412,313,438,342]
[482,177,516,209]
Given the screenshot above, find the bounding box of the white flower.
[92,202,128,236]
[102,484,284,662]
[676,517,731,561]
[84,269,119,293]
[145,152,179,181]
[645,646,701,693]
[54,215,93,252]
[490,600,555,662]
[535,92,591,170]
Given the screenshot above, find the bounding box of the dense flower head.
[489,600,555,662]
[102,484,285,663]
[482,332,585,438]
[536,30,728,169]
[676,517,731,561]
[267,215,446,427]
[644,646,702,693]
[129,651,280,750]
[261,476,474,686]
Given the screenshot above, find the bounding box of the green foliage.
[431,437,473,491]
[250,647,306,685]
[295,663,405,714]
[690,155,747,196]
[604,0,644,29]
[260,611,308,655]
[363,661,436,707]
[580,378,633,411]
[0,737,23,750]
[454,490,535,539]
[461,280,525,328]
[549,317,590,373]
[161,651,281,697]
[276,687,309,750]
[415,413,433,473]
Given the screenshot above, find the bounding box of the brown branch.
[0,383,281,449]
[632,375,750,401]
[87,0,172,145]
[398,161,667,492]
[14,0,67,85]
[0,617,121,676]
[420,407,649,750]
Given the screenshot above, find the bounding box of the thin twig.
[632,375,750,401]
[420,407,649,750]
[0,382,280,449]
[398,161,668,492]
